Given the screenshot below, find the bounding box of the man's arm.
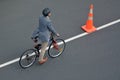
[47,22,59,36]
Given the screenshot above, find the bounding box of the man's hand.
[31,37,38,43]
[33,38,38,43]
[56,33,60,37]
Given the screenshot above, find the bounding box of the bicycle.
[19,34,66,69]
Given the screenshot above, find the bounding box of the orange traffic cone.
[81,4,96,33]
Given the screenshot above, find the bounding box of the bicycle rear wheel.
[48,39,66,58]
[19,49,37,69]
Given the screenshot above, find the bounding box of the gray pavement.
[0,0,120,80]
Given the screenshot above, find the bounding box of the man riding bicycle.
[31,8,60,64]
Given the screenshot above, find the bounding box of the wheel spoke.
[48,39,65,58]
[19,49,37,69]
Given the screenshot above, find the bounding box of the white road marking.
[65,19,120,43]
[0,19,120,69]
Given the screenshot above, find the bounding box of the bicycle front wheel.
[19,49,37,69]
[48,39,66,58]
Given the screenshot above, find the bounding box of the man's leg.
[39,42,48,62]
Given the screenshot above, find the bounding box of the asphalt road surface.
[0,0,120,80]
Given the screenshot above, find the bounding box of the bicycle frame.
[34,34,58,56]
[19,34,65,69]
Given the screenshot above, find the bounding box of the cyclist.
[31,8,60,64]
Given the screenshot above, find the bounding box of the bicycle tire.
[48,39,66,58]
[19,49,37,69]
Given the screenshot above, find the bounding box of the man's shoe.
[39,57,48,64]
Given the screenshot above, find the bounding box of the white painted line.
[0,58,20,68]
[0,19,120,69]
[65,19,120,43]
[97,19,120,30]
[65,33,88,43]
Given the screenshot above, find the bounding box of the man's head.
[42,8,51,17]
